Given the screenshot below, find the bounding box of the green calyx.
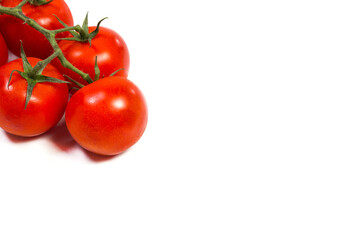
[93,56,125,81]
[7,43,68,109]
[64,56,125,87]
[56,12,107,47]
[28,0,54,6]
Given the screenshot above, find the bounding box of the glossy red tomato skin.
[52,26,130,89]
[0,58,69,137]
[65,77,147,156]
[0,0,73,59]
[0,32,8,66]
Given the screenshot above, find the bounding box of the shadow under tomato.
[47,119,122,162]
[4,131,42,143]
[82,149,121,163]
[3,117,126,162]
[46,119,78,153]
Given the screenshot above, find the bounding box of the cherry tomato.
[0,0,73,59]
[65,77,147,156]
[52,26,130,90]
[0,58,69,137]
[0,32,8,66]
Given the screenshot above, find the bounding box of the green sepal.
[64,75,85,88]
[7,70,22,89]
[28,0,54,6]
[24,77,36,110]
[54,15,69,28]
[87,17,108,46]
[91,59,125,82]
[109,68,125,77]
[8,70,37,109]
[20,42,32,73]
[53,14,76,38]
[94,56,100,81]
[53,13,107,46]
[40,0,54,6]
[69,87,80,92]
[21,73,68,109]
[82,12,89,35]
[12,47,68,109]
[35,75,69,84]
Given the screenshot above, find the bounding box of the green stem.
[15,0,29,9]
[30,49,60,77]
[51,25,81,34]
[0,2,93,85]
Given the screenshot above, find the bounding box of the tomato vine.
[0,0,93,85]
[0,0,146,155]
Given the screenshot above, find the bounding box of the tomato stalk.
[28,49,61,78]
[0,0,93,84]
[14,0,29,9]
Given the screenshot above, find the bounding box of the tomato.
[52,26,130,89]
[0,32,8,66]
[0,58,69,137]
[0,0,73,59]
[65,77,147,155]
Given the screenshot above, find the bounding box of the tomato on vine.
[65,77,147,156]
[0,2,147,157]
[52,14,130,90]
[0,0,73,59]
[0,50,69,137]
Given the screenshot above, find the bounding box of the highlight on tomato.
[0,0,73,59]
[65,76,147,156]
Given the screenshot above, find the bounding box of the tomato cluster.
[0,0,147,156]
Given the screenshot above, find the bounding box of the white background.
[1,0,360,239]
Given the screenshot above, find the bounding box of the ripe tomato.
[65,77,147,156]
[52,26,130,89]
[0,58,69,137]
[0,0,73,59]
[0,32,8,66]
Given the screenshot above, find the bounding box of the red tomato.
[0,58,69,137]
[52,26,130,89]
[0,0,73,59]
[0,32,8,66]
[65,77,147,155]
